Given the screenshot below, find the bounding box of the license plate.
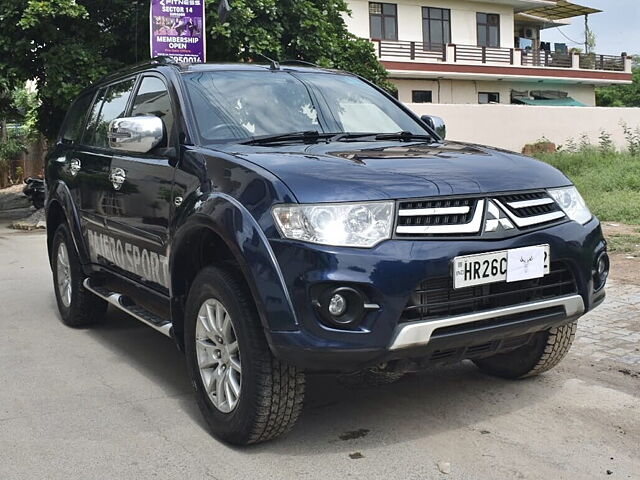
[453,245,550,289]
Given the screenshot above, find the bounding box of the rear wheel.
[473,322,577,379]
[184,266,305,445]
[51,223,107,327]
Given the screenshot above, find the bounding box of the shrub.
[621,122,640,156]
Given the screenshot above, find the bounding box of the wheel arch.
[169,195,299,345]
[45,182,90,267]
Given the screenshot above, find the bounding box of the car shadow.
[87,306,561,452]
[86,306,208,429]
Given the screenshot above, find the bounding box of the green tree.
[0,0,150,138]
[207,0,391,88]
[596,65,640,107]
[0,0,390,139]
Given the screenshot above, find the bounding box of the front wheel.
[473,322,577,379]
[184,266,305,445]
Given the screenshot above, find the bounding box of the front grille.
[395,190,566,237]
[401,261,577,323]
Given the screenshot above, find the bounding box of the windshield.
[183,70,428,143]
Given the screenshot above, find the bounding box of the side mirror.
[108,116,164,153]
[421,115,446,140]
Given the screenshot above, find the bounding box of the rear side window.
[131,76,174,144]
[61,92,93,143]
[83,78,136,148]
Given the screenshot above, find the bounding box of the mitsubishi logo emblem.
[485,200,515,232]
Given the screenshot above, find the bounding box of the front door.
[101,75,177,294]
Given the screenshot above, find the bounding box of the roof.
[179,62,338,74]
[514,12,572,28]
[524,0,601,20]
[87,59,341,91]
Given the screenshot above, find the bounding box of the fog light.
[314,286,369,330]
[597,256,607,276]
[593,251,610,291]
[328,294,347,316]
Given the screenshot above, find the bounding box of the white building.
[344,0,633,106]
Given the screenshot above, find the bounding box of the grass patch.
[535,150,640,224]
[607,233,640,254]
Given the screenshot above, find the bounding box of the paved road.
[1,225,638,480]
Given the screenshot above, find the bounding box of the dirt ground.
[601,223,640,286]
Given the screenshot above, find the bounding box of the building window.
[422,7,450,52]
[477,13,500,47]
[412,90,433,103]
[479,92,500,104]
[369,2,397,41]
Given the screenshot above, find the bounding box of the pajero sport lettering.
[45,58,608,445]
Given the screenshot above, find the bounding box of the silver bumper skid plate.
[389,294,585,350]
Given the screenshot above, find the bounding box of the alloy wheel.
[195,298,242,413]
[56,241,72,308]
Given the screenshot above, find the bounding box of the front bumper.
[265,217,606,372]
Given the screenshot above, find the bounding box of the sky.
[540,0,640,55]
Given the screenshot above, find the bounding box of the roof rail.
[150,55,181,66]
[280,59,321,68]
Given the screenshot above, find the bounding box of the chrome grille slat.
[398,206,470,216]
[494,199,565,228]
[506,198,554,208]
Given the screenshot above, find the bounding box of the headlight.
[272,201,395,248]
[548,186,592,225]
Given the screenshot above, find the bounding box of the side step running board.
[83,278,173,337]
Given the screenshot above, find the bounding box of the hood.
[217,141,571,203]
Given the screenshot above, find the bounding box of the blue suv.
[45,58,608,445]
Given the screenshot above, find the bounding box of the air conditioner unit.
[523,28,535,39]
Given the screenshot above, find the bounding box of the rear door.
[52,90,95,214]
[104,74,177,293]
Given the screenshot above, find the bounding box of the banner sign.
[150,0,206,63]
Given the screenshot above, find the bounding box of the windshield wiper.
[240,130,333,145]
[329,131,435,143]
[374,131,434,142]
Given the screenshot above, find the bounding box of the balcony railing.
[377,40,446,62]
[454,44,513,64]
[521,50,572,68]
[373,40,631,73]
[579,53,626,71]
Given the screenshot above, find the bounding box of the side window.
[83,88,106,145]
[477,13,500,48]
[479,92,500,104]
[131,76,174,145]
[61,92,93,143]
[369,3,398,41]
[84,78,136,148]
[412,90,433,103]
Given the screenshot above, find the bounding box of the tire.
[473,322,577,379]
[339,367,405,388]
[184,266,305,445]
[51,223,107,327]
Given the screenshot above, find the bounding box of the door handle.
[109,167,126,190]
[70,158,81,177]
